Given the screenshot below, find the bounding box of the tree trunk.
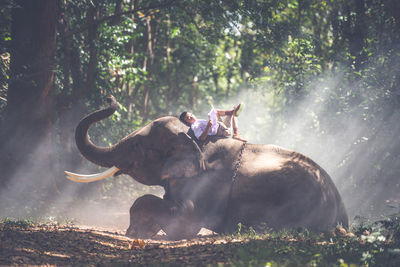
[165,14,174,111]
[0,0,57,187]
[59,0,71,100]
[83,5,99,96]
[142,15,154,121]
[352,0,366,70]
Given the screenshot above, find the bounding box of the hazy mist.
[1,70,398,231]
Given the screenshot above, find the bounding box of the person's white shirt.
[191,108,219,139]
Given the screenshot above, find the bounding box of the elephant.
[65,96,349,239]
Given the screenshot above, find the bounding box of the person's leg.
[220,109,237,137]
[232,116,238,135]
[232,108,247,142]
[215,110,232,137]
[215,109,234,127]
[216,109,233,122]
[223,112,232,129]
[223,103,242,130]
[216,122,231,137]
[216,103,242,118]
[215,105,246,141]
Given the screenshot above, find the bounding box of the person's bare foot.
[233,133,247,142]
[233,103,244,117]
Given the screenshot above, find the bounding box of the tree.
[0,0,57,188]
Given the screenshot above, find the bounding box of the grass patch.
[1,217,35,230]
[224,215,400,266]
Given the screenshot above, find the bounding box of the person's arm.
[199,120,212,141]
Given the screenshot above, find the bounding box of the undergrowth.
[223,214,400,266]
[1,214,400,266]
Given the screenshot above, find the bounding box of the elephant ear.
[161,132,205,180]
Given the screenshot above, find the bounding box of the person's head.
[179,111,196,126]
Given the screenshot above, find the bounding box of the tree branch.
[63,0,177,38]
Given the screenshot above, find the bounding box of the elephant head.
[65,96,204,186]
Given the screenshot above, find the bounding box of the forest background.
[0,0,399,230]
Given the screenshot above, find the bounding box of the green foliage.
[234,223,257,239]
[1,217,34,230]
[226,218,400,266]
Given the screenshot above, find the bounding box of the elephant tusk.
[64,166,120,183]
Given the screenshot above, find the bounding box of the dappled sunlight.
[208,74,400,222]
[1,219,399,265]
[1,0,399,265]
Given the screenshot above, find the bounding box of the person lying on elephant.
[179,104,246,142]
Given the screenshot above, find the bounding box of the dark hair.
[179,111,191,126]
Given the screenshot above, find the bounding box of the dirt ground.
[0,223,243,266]
[1,221,400,266]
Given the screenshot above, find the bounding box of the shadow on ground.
[1,222,400,266]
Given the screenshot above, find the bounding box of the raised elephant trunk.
[74,95,118,168]
[64,97,122,183]
[65,96,121,183]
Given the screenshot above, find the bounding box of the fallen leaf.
[129,239,146,249]
[335,225,347,236]
[213,239,226,245]
[345,232,356,238]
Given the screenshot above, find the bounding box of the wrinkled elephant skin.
[69,96,348,239]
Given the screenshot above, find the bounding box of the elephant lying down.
[65,96,349,239]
